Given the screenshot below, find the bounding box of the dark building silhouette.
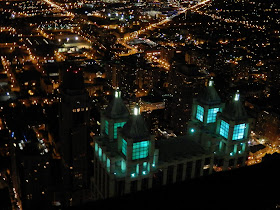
[58,67,90,206]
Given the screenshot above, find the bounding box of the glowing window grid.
[122,139,127,156]
[232,123,246,140]
[219,120,229,139]
[114,122,126,139]
[132,141,149,160]
[207,108,220,123]
[105,120,109,135]
[196,105,204,122]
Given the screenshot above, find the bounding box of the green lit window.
[107,158,110,172]
[232,123,246,140]
[219,120,229,139]
[196,105,204,122]
[207,108,220,123]
[122,139,127,156]
[114,122,126,139]
[105,120,109,135]
[95,142,98,153]
[132,141,149,160]
[121,160,126,172]
[98,147,102,158]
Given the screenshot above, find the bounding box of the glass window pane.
[132,141,149,160]
[122,139,127,156]
[232,123,246,140]
[113,122,126,139]
[196,105,204,122]
[207,108,220,123]
[219,120,229,139]
[105,120,109,135]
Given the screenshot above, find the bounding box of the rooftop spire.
[221,90,248,121]
[104,88,130,119]
[197,77,221,105]
[121,105,150,140]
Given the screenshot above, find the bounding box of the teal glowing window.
[121,160,126,172]
[98,147,102,158]
[132,141,149,160]
[232,123,246,140]
[105,120,109,135]
[122,139,127,156]
[114,122,126,139]
[219,120,229,139]
[196,105,204,122]
[207,108,220,123]
[107,158,110,172]
[95,143,98,153]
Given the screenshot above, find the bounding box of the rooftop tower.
[100,88,130,141]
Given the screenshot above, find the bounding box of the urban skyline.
[0,0,280,209]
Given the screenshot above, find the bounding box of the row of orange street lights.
[117,0,212,56]
[146,53,170,70]
[195,9,265,31]
[1,56,20,92]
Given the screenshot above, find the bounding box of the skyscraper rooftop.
[104,88,130,119]
[196,78,221,105]
[61,67,84,92]
[221,90,248,121]
[157,136,207,162]
[121,106,150,141]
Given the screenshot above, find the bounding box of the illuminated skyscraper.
[92,89,213,200]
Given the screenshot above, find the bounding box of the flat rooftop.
[157,135,208,162]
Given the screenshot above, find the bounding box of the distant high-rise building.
[167,53,205,135]
[58,67,90,206]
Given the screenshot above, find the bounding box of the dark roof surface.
[157,136,206,162]
[104,92,130,120]
[197,80,221,105]
[61,68,84,91]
